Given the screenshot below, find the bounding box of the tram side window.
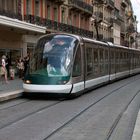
[86,47,93,75]
[72,46,82,77]
[110,49,115,74]
[104,49,109,74]
[116,50,120,72]
[93,48,99,75]
[99,47,104,74]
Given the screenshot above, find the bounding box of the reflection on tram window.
[30,35,78,77]
[72,46,82,77]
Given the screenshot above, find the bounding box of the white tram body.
[23,33,140,97]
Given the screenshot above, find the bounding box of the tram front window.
[27,35,78,85]
[43,38,71,76]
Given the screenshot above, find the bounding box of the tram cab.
[23,34,84,95]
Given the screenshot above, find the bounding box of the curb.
[132,110,140,140]
[0,89,23,102]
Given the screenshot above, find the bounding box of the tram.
[23,33,140,97]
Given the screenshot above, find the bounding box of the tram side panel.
[115,48,130,79]
[84,42,110,90]
[109,47,116,81]
[130,50,140,75]
[70,43,85,94]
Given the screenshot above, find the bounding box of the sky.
[131,0,140,32]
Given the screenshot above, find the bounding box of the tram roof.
[82,37,108,46]
[38,33,140,52]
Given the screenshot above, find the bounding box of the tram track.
[42,76,140,140]
[104,89,140,140]
[0,99,65,130]
[0,75,139,140]
[0,99,31,111]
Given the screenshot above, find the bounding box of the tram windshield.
[27,34,78,84]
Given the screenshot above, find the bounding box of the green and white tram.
[23,33,140,97]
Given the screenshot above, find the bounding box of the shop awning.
[0,15,46,34]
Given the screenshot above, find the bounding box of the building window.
[35,0,39,16]
[61,8,65,23]
[0,0,3,10]
[7,0,14,12]
[47,5,50,19]
[0,0,14,12]
[72,45,82,77]
[86,47,93,75]
[26,0,30,15]
[74,15,77,27]
[69,12,72,25]
[54,7,58,21]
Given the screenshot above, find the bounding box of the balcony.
[120,23,126,35]
[94,11,103,20]
[54,0,65,4]
[107,17,121,26]
[0,13,45,34]
[24,14,93,38]
[98,34,103,40]
[0,9,22,20]
[106,0,114,10]
[92,0,105,5]
[68,0,93,15]
[126,24,135,34]
[104,37,114,43]
[121,0,127,8]
[113,18,121,25]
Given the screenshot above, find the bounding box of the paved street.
[0,75,140,140]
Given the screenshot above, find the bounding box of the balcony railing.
[54,0,65,4]
[107,17,121,25]
[120,22,126,34]
[106,0,114,9]
[94,11,103,19]
[0,9,22,20]
[68,0,93,15]
[126,25,135,33]
[0,9,93,38]
[93,0,105,5]
[121,0,127,7]
[103,37,114,43]
[24,14,93,38]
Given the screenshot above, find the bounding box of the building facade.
[0,0,138,66]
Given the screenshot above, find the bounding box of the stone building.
[91,0,137,47]
[0,0,138,66]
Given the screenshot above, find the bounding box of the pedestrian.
[17,58,24,79]
[1,55,8,83]
[5,55,11,77]
[9,66,15,80]
[23,54,30,77]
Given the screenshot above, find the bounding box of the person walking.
[1,55,8,83]
[5,55,11,77]
[17,58,24,79]
[23,54,30,78]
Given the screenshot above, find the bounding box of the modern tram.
[23,33,140,97]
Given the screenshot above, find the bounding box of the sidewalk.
[0,77,23,102]
[0,77,139,140]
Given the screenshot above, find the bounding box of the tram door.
[85,43,95,88]
[71,44,85,94]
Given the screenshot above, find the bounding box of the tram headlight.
[58,80,68,84]
[25,80,31,84]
